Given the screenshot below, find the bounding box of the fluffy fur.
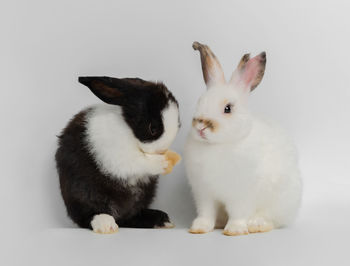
[86,103,179,183]
[185,42,302,236]
[56,77,179,232]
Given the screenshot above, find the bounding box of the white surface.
[1,0,350,265]
[8,195,350,266]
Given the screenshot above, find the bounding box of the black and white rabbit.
[55,77,180,233]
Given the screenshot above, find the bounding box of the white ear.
[229,52,266,92]
[193,41,226,88]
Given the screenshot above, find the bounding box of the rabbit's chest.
[186,139,260,189]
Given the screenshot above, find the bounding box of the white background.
[1,0,349,265]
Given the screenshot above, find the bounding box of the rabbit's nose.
[192,117,218,132]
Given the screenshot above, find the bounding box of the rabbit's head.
[191,41,266,144]
[79,76,180,154]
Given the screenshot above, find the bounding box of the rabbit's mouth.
[197,127,208,140]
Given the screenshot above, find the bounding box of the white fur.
[155,222,175,229]
[190,217,215,233]
[85,103,179,184]
[185,69,302,235]
[91,214,118,234]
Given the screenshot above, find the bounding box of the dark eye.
[224,104,232,114]
[148,123,158,136]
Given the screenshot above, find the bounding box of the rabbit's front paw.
[247,217,273,233]
[223,220,248,236]
[189,217,215,234]
[146,153,170,175]
[91,214,118,234]
[164,150,181,174]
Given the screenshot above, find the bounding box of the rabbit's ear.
[229,52,266,91]
[79,76,150,105]
[78,76,124,104]
[193,41,226,87]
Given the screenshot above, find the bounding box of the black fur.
[78,77,178,142]
[55,77,179,230]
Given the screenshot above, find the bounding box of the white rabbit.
[184,42,302,236]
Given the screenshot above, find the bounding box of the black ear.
[78,76,126,105]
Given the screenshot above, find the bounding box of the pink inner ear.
[241,55,261,87]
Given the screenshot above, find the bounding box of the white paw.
[247,217,274,233]
[189,217,215,234]
[146,153,169,175]
[155,222,175,229]
[223,220,249,236]
[91,214,118,234]
[163,222,175,228]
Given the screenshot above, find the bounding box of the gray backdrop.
[1,1,349,265]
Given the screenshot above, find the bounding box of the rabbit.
[184,42,302,236]
[55,76,181,234]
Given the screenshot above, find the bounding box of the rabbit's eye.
[148,123,158,136]
[224,104,232,114]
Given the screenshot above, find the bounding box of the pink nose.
[197,127,207,138]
